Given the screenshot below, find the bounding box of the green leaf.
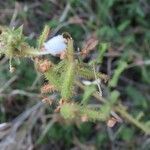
[118,20,130,32]
[37,25,50,49]
[60,103,76,119]
[36,120,56,144]
[119,127,134,142]
[99,90,119,120]
[82,85,96,104]
[109,61,127,87]
[61,62,75,99]
[15,25,23,37]
[126,86,147,108]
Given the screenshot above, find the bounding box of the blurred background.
[0,0,150,149]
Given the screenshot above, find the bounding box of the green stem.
[45,71,61,91]
[116,105,150,135]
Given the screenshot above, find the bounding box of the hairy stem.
[115,105,150,134]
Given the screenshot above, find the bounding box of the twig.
[128,60,150,68]
[9,2,19,27]
[0,102,43,149]
[0,75,18,93]
[9,89,40,98]
[92,64,102,97]
[30,74,41,90]
[59,3,71,22]
[12,102,43,130]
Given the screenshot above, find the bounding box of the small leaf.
[60,103,76,119]
[98,43,108,64]
[82,85,96,104]
[15,25,23,36]
[109,61,127,87]
[37,25,50,49]
[118,20,130,32]
[119,127,134,142]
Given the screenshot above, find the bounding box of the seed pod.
[41,84,56,94]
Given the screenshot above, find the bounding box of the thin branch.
[0,75,18,93]
[116,105,150,135]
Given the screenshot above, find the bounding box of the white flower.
[41,35,67,56]
[82,79,101,85]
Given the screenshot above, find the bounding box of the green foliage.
[61,39,75,99]
[38,122,92,147]
[0,26,42,59]
[90,43,108,65]
[98,43,108,64]
[141,66,150,83]
[109,61,128,87]
[96,130,108,148]
[60,103,104,121]
[117,20,131,32]
[45,70,61,91]
[77,66,107,81]
[60,90,119,121]
[61,62,75,99]
[116,105,150,134]
[118,126,134,142]
[47,19,59,29]
[99,90,120,119]
[1,0,150,148]
[60,103,76,119]
[1,24,150,135]
[37,119,56,144]
[82,85,96,105]
[37,24,49,49]
[126,86,147,108]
